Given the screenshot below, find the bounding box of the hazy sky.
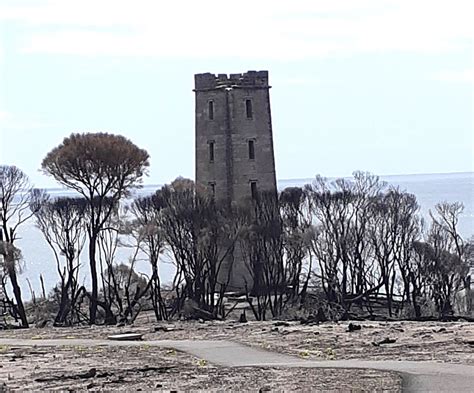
[0,0,473,189]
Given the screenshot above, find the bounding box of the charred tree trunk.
[7,264,28,327]
[89,233,99,324]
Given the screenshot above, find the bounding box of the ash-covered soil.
[0,344,401,391]
[3,317,471,363]
[1,316,472,391]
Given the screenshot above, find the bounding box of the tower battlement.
[194,70,269,90]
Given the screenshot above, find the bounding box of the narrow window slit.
[208,182,216,196]
[246,99,253,119]
[209,141,214,162]
[208,101,214,120]
[248,140,255,160]
[250,181,257,199]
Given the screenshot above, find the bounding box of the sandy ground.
[1,315,472,391]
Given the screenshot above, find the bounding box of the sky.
[0,0,473,189]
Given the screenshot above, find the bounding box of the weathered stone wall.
[194,70,277,290]
[228,86,277,201]
[194,88,231,201]
[194,71,277,203]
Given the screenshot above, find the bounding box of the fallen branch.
[34,365,175,383]
[372,338,397,346]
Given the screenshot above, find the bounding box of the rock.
[347,323,361,332]
[107,333,143,341]
[273,321,290,327]
[372,337,397,346]
[154,326,175,332]
[83,368,97,378]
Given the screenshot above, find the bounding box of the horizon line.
[40,170,473,192]
[278,170,474,183]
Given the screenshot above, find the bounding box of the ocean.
[10,172,474,299]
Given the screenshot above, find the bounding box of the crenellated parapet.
[194,71,269,91]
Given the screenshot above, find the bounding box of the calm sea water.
[11,172,474,299]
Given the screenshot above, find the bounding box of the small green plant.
[74,345,86,352]
[325,347,336,359]
[0,345,10,353]
[299,350,310,358]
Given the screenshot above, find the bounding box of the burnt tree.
[41,133,149,324]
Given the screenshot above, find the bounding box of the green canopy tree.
[41,132,149,324]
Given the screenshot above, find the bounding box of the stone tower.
[194,70,277,204]
[194,70,278,290]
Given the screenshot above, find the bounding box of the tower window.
[250,181,257,199]
[248,140,255,160]
[209,141,215,162]
[245,99,253,119]
[208,182,216,196]
[208,100,214,120]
